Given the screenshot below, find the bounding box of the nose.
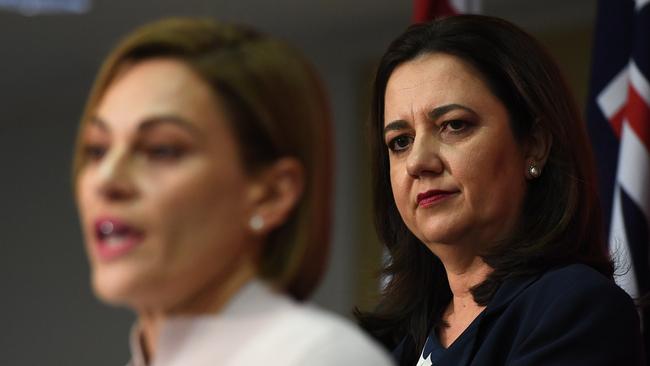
[95,146,137,201]
[405,135,444,178]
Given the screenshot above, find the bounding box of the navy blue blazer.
[393,264,646,365]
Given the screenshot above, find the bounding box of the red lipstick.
[93,218,144,261]
[416,190,457,208]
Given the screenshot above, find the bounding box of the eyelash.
[81,144,186,163]
[387,135,414,152]
[83,144,107,161]
[386,120,470,153]
[442,119,468,132]
[142,145,186,160]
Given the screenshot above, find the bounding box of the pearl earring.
[528,161,541,178]
[249,215,264,231]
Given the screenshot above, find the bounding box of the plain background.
[0,0,596,364]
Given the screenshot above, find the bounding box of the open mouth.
[93,218,145,261]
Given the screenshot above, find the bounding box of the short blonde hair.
[73,18,333,300]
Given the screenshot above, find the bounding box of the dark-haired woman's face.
[76,58,260,311]
[383,53,528,255]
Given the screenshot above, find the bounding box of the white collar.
[128,279,293,366]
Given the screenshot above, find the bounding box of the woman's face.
[383,53,528,253]
[76,58,259,311]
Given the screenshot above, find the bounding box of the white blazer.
[127,279,395,366]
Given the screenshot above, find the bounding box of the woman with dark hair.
[358,15,645,365]
[74,18,393,366]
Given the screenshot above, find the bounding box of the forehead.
[388,52,486,90]
[383,53,495,121]
[94,58,224,132]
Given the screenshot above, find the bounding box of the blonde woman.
[74,18,393,366]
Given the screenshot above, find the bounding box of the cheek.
[389,159,413,219]
[76,172,96,223]
[145,163,248,251]
[456,141,526,216]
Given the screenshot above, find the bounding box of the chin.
[91,265,149,308]
[417,228,466,248]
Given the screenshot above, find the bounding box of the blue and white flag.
[586,0,650,351]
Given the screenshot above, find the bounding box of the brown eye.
[83,145,107,162]
[388,135,413,152]
[145,145,185,160]
[444,120,467,131]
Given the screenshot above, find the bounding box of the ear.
[246,157,304,235]
[524,120,553,179]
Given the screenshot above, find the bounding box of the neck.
[426,242,492,311]
[137,258,257,363]
[443,256,491,308]
[424,241,493,347]
[436,251,491,348]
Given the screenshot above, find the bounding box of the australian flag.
[586,0,650,353]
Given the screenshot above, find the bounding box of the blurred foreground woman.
[74,18,393,366]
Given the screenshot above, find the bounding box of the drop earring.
[249,215,264,231]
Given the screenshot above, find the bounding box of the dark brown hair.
[358,15,612,365]
[73,18,332,301]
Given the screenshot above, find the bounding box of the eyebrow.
[88,115,201,137]
[383,103,476,137]
[88,116,108,130]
